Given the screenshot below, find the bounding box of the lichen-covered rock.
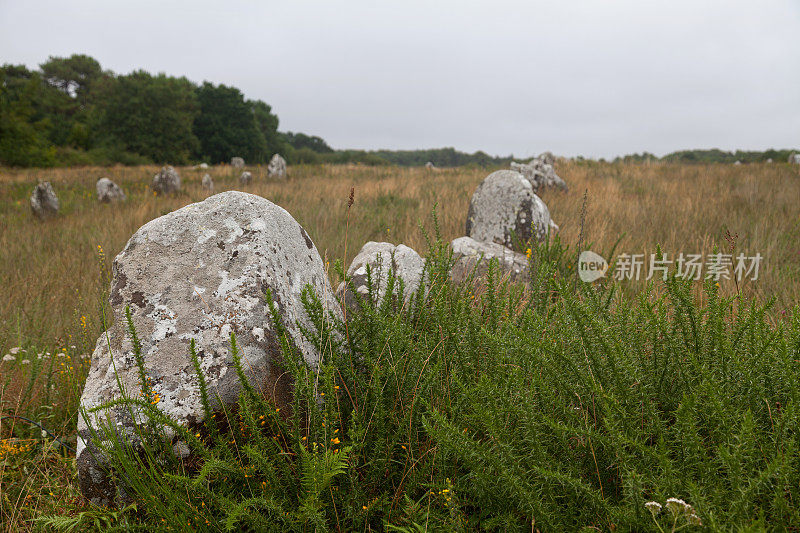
[466,170,552,249]
[268,154,287,179]
[151,166,181,195]
[336,242,426,308]
[231,157,245,168]
[449,237,529,285]
[202,173,214,191]
[76,191,341,507]
[538,151,555,165]
[240,171,252,184]
[510,160,568,193]
[96,178,126,203]
[30,182,59,219]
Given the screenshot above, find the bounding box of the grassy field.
[1,161,800,530]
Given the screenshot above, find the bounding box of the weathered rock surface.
[151,166,181,195]
[202,173,214,191]
[510,159,568,193]
[336,242,426,308]
[538,151,555,165]
[30,182,59,219]
[449,236,529,285]
[76,191,341,507]
[240,171,252,185]
[268,154,287,178]
[231,157,245,168]
[96,178,126,203]
[466,170,552,249]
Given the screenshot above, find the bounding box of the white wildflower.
[688,512,702,525]
[644,501,662,514]
[10,347,21,355]
[56,353,65,358]
[666,497,689,515]
[21,359,31,365]
[2,354,15,362]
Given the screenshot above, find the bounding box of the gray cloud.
[1,0,798,158]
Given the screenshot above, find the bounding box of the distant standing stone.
[734,160,742,165]
[202,173,214,191]
[789,153,800,164]
[268,154,287,179]
[336,242,426,309]
[538,151,555,165]
[151,166,181,195]
[231,157,245,168]
[196,162,209,170]
[30,181,59,219]
[240,171,252,185]
[466,170,552,248]
[96,178,126,203]
[425,161,435,169]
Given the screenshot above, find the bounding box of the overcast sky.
[1,0,798,158]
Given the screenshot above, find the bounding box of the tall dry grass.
[1,161,798,354]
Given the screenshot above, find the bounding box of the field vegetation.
[1,161,800,531]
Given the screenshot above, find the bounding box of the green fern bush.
[64,230,800,532]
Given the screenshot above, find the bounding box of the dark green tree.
[193,82,267,164]
[97,71,199,164]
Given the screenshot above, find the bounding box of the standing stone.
[231,157,245,168]
[30,182,59,219]
[449,237,529,285]
[76,191,341,507]
[239,171,252,185]
[195,163,209,170]
[538,151,555,165]
[96,178,126,203]
[466,170,552,249]
[734,160,742,165]
[425,161,435,169]
[268,154,287,179]
[789,153,800,164]
[336,242,426,308]
[151,166,181,195]
[766,158,773,163]
[511,159,568,193]
[202,173,214,191]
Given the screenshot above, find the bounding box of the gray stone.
[466,170,552,249]
[76,191,341,507]
[96,178,126,203]
[268,154,287,179]
[240,171,252,185]
[30,182,59,219]
[151,166,181,195]
[734,160,742,165]
[202,173,214,191]
[511,159,568,193]
[789,153,800,164]
[538,151,555,165]
[449,236,529,285]
[231,157,245,168]
[195,163,209,170]
[336,242,426,308]
[425,161,435,169]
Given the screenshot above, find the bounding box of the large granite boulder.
[231,157,245,168]
[239,171,252,185]
[449,237,529,285]
[337,242,426,309]
[466,170,552,249]
[96,178,126,203]
[30,182,59,220]
[201,173,214,191]
[76,191,341,507]
[151,166,181,195]
[268,154,287,179]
